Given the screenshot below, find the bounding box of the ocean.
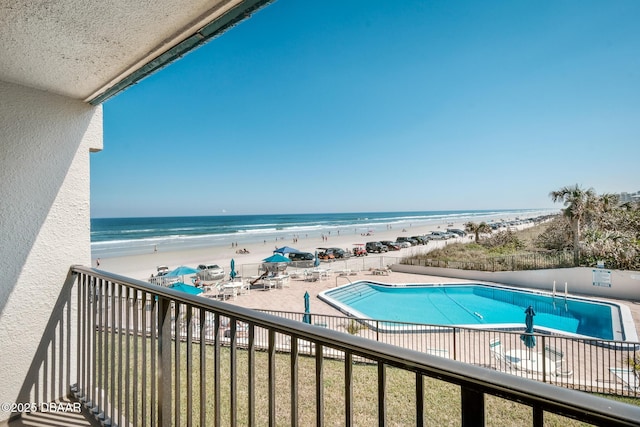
[91,209,551,258]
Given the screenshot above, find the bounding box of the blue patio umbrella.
[262,253,291,263]
[169,282,203,295]
[262,253,291,273]
[167,266,198,277]
[230,259,237,279]
[520,305,536,358]
[314,251,320,267]
[166,265,199,282]
[302,291,311,324]
[274,246,302,254]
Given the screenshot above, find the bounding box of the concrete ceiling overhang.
[0,0,273,105]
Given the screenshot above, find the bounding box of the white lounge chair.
[489,338,511,372]
[544,345,573,377]
[277,275,290,288]
[240,280,251,295]
[263,277,277,290]
[609,367,640,392]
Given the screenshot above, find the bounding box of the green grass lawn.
[96,335,637,426]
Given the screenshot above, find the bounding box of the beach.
[93,211,556,321]
[96,218,479,281]
[95,217,487,320]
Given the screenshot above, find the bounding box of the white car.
[197,264,225,280]
[429,231,448,240]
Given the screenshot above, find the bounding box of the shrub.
[481,230,524,251]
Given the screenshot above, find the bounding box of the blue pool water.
[320,282,622,340]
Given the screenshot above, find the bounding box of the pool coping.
[318,280,639,343]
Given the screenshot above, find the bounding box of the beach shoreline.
[95,212,540,282]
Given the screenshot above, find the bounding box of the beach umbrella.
[302,291,311,324]
[169,282,203,295]
[230,259,237,280]
[262,253,291,273]
[314,251,320,267]
[262,254,291,263]
[274,246,302,254]
[167,266,198,276]
[520,305,537,359]
[167,265,198,282]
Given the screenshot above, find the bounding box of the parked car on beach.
[289,251,315,267]
[366,241,388,253]
[411,236,430,245]
[317,248,335,260]
[325,247,350,258]
[446,228,467,237]
[397,236,419,246]
[380,241,400,251]
[428,231,448,240]
[352,245,368,256]
[196,264,225,281]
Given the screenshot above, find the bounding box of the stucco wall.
[0,80,102,423]
[392,264,640,302]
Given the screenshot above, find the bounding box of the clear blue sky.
[91,0,640,218]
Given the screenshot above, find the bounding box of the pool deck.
[209,269,640,337]
[206,269,640,396]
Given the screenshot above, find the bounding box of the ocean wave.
[91,209,555,257]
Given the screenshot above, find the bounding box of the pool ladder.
[552,281,569,311]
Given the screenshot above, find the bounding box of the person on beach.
[96,258,100,267]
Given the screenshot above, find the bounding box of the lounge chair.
[240,280,251,295]
[544,345,573,377]
[277,275,290,288]
[263,277,277,290]
[489,338,511,371]
[609,367,640,392]
[288,270,301,279]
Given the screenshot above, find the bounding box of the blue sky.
[91,0,640,218]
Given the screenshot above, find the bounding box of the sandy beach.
[96,219,478,281]
[94,214,563,321]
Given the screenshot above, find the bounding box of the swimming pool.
[319,281,635,341]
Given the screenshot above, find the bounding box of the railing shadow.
[11,268,77,423]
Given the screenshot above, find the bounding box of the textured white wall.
[0,80,102,423]
[393,264,640,302]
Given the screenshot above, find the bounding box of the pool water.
[320,282,620,340]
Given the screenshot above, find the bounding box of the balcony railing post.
[453,328,458,360]
[416,373,424,427]
[316,345,324,427]
[378,363,386,426]
[157,296,172,427]
[345,353,353,427]
[461,386,484,427]
[541,336,547,383]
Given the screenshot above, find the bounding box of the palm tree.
[549,184,597,265]
[464,221,491,243]
[597,193,619,213]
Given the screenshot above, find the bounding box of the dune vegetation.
[411,185,640,271]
